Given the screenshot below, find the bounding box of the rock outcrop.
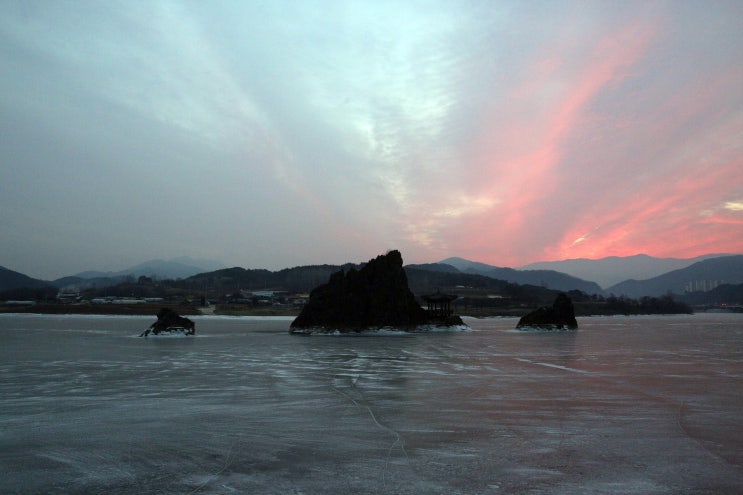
[140,308,195,336]
[516,293,578,330]
[290,250,462,333]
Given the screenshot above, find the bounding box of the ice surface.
[1,313,742,494]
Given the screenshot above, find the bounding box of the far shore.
[0,303,302,317]
[0,303,525,318]
[0,302,712,318]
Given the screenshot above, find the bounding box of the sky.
[1,0,742,280]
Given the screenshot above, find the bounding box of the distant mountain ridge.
[521,253,733,288]
[606,255,743,298]
[0,266,52,292]
[73,257,225,280]
[0,258,226,293]
[2,253,741,299]
[437,257,604,294]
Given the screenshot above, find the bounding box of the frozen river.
[1,313,742,494]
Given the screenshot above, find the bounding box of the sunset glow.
[1,1,741,279]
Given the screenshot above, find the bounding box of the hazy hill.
[439,257,603,294]
[179,264,356,293]
[73,257,225,281]
[607,255,743,297]
[47,257,226,291]
[404,266,559,305]
[4,253,739,302]
[680,283,743,306]
[178,262,562,305]
[0,266,51,291]
[121,258,223,279]
[170,256,225,272]
[521,253,732,288]
[439,258,499,274]
[51,275,129,290]
[405,263,461,273]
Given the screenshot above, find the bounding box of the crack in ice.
[514,357,595,375]
[331,377,410,487]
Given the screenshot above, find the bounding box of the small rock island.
[140,308,195,337]
[516,293,578,330]
[290,250,464,334]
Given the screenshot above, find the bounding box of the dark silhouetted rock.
[290,250,463,333]
[516,293,578,330]
[140,308,195,336]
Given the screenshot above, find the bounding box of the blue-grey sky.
[1,1,741,280]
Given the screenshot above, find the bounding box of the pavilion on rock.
[422,290,458,318]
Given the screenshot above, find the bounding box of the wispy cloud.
[0,1,741,278]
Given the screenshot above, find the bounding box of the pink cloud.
[547,147,743,261]
[407,10,743,267]
[429,18,662,265]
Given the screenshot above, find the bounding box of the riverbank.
[0,303,302,317]
[0,301,713,318]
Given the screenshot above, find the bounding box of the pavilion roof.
[422,291,458,302]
